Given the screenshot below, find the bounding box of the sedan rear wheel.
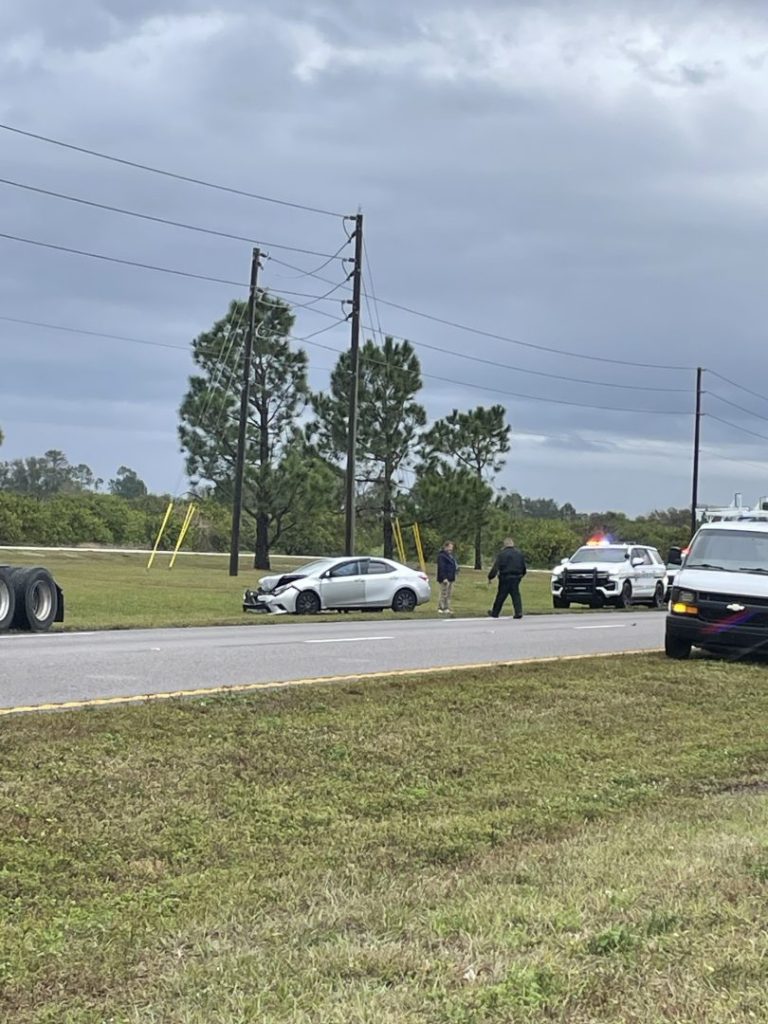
[392,588,417,613]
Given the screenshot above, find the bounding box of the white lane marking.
[573,624,627,630]
[304,636,394,645]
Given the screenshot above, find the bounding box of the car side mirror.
[667,547,683,566]
[560,557,568,565]
[631,557,644,568]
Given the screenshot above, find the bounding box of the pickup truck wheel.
[617,581,632,609]
[552,596,570,609]
[0,567,15,631]
[11,567,58,632]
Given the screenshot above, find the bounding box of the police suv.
[551,540,668,610]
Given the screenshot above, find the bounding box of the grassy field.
[1,549,566,630]
[3,654,768,1022]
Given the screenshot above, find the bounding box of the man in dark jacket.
[487,537,527,619]
[436,541,458,615]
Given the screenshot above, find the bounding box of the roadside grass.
[3,654,768,1022]
[0,549,572,631]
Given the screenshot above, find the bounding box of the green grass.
[1,549,561,630]
[3,654,768,1022]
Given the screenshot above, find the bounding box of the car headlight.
[271,584,296,597]
[671,588,698,615]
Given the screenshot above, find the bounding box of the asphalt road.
[0,610,665,711]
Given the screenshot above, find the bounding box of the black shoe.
[487,611,498,618]
[514,615,523,620]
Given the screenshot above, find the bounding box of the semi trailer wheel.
[11,567,60,632]
[0,567,15,632]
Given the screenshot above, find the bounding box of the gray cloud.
[1,0,768,512]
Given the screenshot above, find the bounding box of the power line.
[267,252,694,373]
[370,296,695,372]
[705,390,768,425]
[266,238,351,278]
[707,413,768,444]
[357,296,686,394]
[0,231,352,311]
[0,122,346,219]
[0,230,246,287]
[706,370,768,410]
[297,335,684,415]
[0,313,349,357]
[0,177,348,260]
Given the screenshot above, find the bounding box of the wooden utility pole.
[690,366,702,539]
[344,213,363,556]
[229,247,261,577]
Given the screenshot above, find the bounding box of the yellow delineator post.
[147,500,174,570]
[393,518,407,563]
[169,504,197,569]
[412,522,427,574]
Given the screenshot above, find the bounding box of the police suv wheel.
[617,581,632,609]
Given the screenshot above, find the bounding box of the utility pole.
[344,212,363,556]
[690,366,703,539]
[229,247,261,577]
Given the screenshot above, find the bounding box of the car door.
[364,559,399,606]
[632,548,653,597]
[318,560,366,609]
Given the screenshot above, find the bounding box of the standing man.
[436,540,458,615]
[487,537,527,619]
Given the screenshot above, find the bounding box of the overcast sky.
[2,0,768,514]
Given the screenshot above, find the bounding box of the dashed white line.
[304,636,394,645]
[573,624,627,631]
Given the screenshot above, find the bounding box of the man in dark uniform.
[487,537,527,619]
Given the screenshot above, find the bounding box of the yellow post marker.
[393,518,407,563]
[147,500,174,570]
[169,504,197,569]
[412,522,427,573]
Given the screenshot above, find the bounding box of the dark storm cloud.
[1,0,768,510]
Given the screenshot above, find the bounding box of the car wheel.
[295,590,321,615]
[552,596,570,609]
[617,581,632,609]
[392,588,417,613]
[665,634,692,659]
[651,582,665,609]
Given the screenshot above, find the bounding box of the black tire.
[665,633,692,660]
[651,582,665,609]
[295,590,321,615]
[392,588,417,613]
[553,596,570,610]
[616,581,633,609]
[11,567,59,632]
[0,566,16,632]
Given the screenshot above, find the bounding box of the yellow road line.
[0,649,662,717]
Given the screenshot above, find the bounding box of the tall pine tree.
[179,294,311,568]
[311,336,426,558]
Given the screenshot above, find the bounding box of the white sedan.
[243,556,432,615]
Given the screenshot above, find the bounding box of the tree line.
[0,293,692,566]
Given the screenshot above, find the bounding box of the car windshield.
[686,529,768,573]
[289,559,336,577]
[570,547,628,563]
